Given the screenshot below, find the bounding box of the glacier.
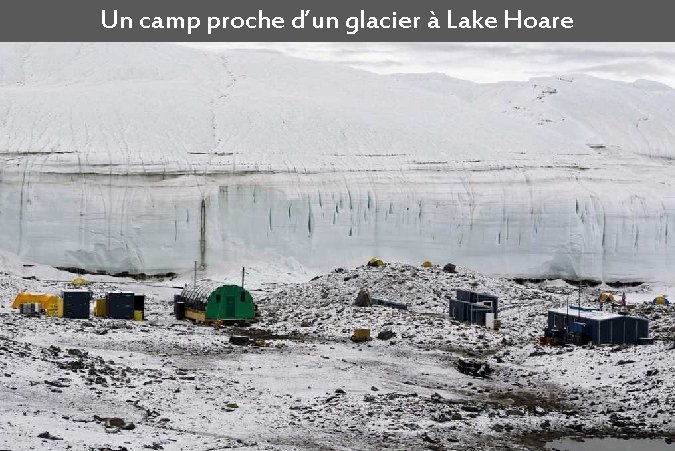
[0,42,674,282]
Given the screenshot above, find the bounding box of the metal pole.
[566,293,571,343]
[241,266,245,289]
[578,281,581,320]
[194,261,197,285]
[566,293,569,318]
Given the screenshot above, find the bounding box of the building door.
[225,296,236,318]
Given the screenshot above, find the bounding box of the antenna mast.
[577,280,582,319]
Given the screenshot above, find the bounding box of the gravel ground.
[0,261,674,451]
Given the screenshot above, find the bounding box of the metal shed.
[176,279,256,322]
[547,307,649,345]
[450,290,498,326]
[61,290,92,319]
[106,291,135,319]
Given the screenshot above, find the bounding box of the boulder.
[354,289,372,307]
[229,336,251,346]
[376,330,396,340]
[443,263,457,273]
[456,358,493,378]
[37,431,62,440]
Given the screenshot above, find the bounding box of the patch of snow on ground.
[1,257,673,450]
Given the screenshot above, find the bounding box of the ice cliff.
[0,43,674,281]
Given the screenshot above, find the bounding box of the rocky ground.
[0,261,674,451]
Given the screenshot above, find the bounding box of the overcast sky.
[189,43,675,88]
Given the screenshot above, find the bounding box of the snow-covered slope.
[393,72,675,160]
[0,43,674,282]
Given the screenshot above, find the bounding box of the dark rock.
[106,418,126,428]
[616,359,636,365]
[443,263,457,273]
[377,330,396,340]
[420,433,439,444]
[433,413,452,423]
[94,416,135,431]
[229,336,251,346]
[354,289,372,307]
[37,431,62,440]
[533,406,547,415]
[429,392,460,405]
[461,405,482,413]
[456,358,493,378]
[59,359,84,371]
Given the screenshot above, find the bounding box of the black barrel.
[174,299,186,320]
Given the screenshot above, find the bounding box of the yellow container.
[421,260,433,268]
[56,298,64,318]
[134,310,143,321]
[352,328,371,342]
[94,298,107,317]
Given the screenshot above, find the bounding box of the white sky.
[187,43,675,87]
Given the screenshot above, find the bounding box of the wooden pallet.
[184,308,256,327]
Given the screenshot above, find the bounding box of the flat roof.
[549,306,623,321]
